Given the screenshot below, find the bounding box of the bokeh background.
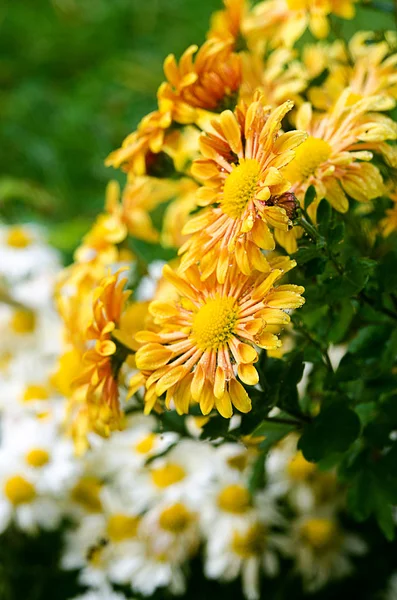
[0,0,393,261]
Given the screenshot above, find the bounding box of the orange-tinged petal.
[155,366,185,396]
[214,366,226,399]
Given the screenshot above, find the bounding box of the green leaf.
[253,420,296,453]
[298,403,361,462]
[248,452,266,494]
[304,185,316,210]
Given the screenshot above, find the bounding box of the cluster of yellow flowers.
[55,0,397,451]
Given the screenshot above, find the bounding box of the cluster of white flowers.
[0,223,368,600]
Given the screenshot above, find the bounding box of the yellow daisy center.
[4,475,36,506]
[287,451,316,481]
[300,518,338,550]
[221,159,261,219]
[159,502,193,533]
[151,463,186,488]
[25,448,50,468]
[71,477,102,512]
[227,453,248,472]
[22,384,49,403]
[135,433,156,455]
[107,514,140,542]
[217,484,251,514]
[10,309,36,335]
[283,136,332,183]
[232,524,267,557]
[192,296,238,351]
[6,227,33,248]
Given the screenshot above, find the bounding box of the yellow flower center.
[221,159,260,219]
[232,524,267,557]
[135,433,156,454]
[159,502,193,533]
[22,384,49,403]
[151,463,186,488]
[227,453,248,472]
[300,518,338,550]
[107,514,140,542]
[10,309,36,334]
[71,477,102,512]
[25,448,50,468]
[192,296,238,351]
[4,475,36,506]
[6,227,32,248]
[217,484,251,514]
[287,451,316,481]
[283,136,332,183]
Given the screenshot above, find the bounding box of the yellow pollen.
[6,227,32,248]
[107,514,140,542]
[22,384,49,403]
[25,448,50,468]
[232,524,267,557]
[300,518,338,550]
[217,484,251,514]
[10,309,36,335]
[71,477,102,512]
[135,433,156,454]
[283,136,332,183]
[151,463,186,488]
[159,502,193,533]
[287,451,316,481]
[221,159,261,219]
[192,296,238,351]
[4,475,36,506]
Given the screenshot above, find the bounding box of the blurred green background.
[0,0,393,256]
[0,0,220,250]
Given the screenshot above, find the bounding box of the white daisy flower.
[205,517,281,600]
[266,433,340,513]
[70,583,129,600]
[121,439,215,512]
[279,511,367,592]
[0,453,62,534]
[93,414,178,479]
[1,414,79,495]
[0,224,60,282]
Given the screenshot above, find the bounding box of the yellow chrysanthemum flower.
[179,94,306,282]
[309,31,397,111]
[277,90,397,252]
[207,0,247,45]
[240,47,308,107]
[244,0,357,48]
[106,40,241,175]
[134,258,304,418]
[69,270,131,441]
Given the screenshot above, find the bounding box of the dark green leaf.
[298,403,361,462]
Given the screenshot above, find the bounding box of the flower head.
[106,40,241,175]
[244,0,357,48]
[180,94,306,282]
[277,91,397,252]
[69,270,131,447]
[135,258,304,417]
